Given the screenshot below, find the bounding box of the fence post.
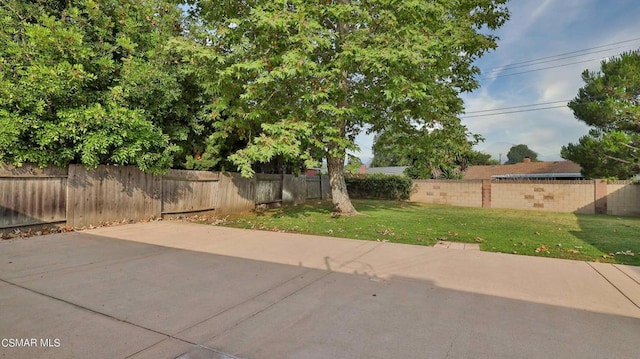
[594,179,607,214]
[66,165,79,228]
[482,179,491,208]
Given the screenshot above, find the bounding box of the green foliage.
[467,151,499,165]
[345,174,413,200]
[370,133,413,167]
[375,124,484,179]
[562,129,639,179]
[506,144,538,164]
[344,155,363,174]
[0,0,209,173]
[189,0,509,211]
[562,51,640,179]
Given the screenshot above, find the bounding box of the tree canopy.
[189,0,509,213]
[1,0,511,213]
[506,144,538,164]
[561,51,640,179]
[0,0,211,173]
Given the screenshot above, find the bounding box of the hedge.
[345,174,413,200]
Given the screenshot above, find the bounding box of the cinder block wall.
[410,180,483,207]
[606,182,640,216]
[491,180,595,214]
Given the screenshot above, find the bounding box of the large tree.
[506,144,538,164]
[561,51,640,179]
[191,0,509,214]
[0,0,209,173]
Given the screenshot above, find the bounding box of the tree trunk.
[327,153,358,215]
[327,3,356,215]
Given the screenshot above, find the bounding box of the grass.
[215,200,640,266]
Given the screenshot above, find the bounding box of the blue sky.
[357,0,640,164]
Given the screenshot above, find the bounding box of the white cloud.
[356,0,640,164]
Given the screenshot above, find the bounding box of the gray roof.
[365,166,408,175]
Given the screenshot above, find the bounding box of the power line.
[484,45,639,74]
[465,100,571,114]
[481,58,601,80]
[460,105,567,118]
[482,37,640,72]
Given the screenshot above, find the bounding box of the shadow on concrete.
[0,231,638,359]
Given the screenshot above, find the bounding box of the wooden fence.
[1,164,330,233]
[0,165,68,230]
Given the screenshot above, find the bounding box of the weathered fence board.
[67,165,161,227]
[306,176,322,199]
[0,164,67,229]
[162,169,219,215]
[255,174,283,204]
[283,175,307,205]
[216,172,256,215]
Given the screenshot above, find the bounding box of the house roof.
[463,161,583,180]
[366,166,408,175]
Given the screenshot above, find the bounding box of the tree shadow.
[571,213,640,266]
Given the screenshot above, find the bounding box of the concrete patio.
[1,221,639,358]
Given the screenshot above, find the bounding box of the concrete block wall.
[606,182,640,216]
[490,181,595,214]
[411,180,483,208]
[410,179,639,216]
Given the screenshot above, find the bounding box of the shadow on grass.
[572,214,640,266]
[268,199,423,219]
[351,199,424,212]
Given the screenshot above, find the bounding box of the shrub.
[345,174,413,200]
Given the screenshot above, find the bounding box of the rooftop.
[463,161,583,180]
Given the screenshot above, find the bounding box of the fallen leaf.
[615,250,635,256]
[535,245,547,253]
[475,237,484,242]
[567,249,579,254]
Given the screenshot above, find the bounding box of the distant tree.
[189,0,510,213]
[372,123,484,179]
[561,51,640,179]
[467,151,499,166]
[370,133,412,168]
[506,144,538,164]
[372,127,496,178]
[345,155,364,174]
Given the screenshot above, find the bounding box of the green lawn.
[216,200,640,266]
